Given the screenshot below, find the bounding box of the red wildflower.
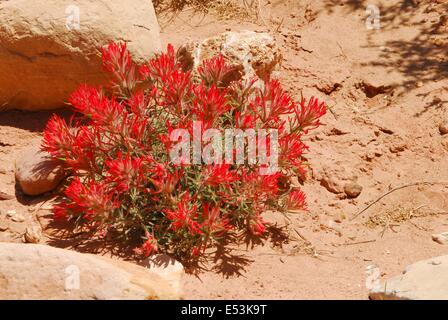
[101,42,133,74]
[134,231,158,257]
[235,111,257,129]
[151,167,182,194]
[285,190,307,210]
[278,133,308,171]
[202,205,231,236]
[197,55,241,87]
[290,96,327,133]
[42,114,74,159]
[63,125,96,171]
[192,84,229,123]
[105,153,145,192]
[243,171,281,196]
[192,246,201,257]
[41,41,325,259]
[203,164,238,187]
[165,193,202,235]
[57,177,120,220]
[250,79,295,124]
[139,44,178,82]
[161,70,192,113]
[250,215,266,236]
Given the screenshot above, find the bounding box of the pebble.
[23,226,42,244]
[6,210,25,223]
[439,121,448,135]
[432,232,448,245]
[389,143,407,154]
[344,182,363,198]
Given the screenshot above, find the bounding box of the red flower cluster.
[42,42,326,259]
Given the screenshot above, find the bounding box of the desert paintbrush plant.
[42,42,326,259]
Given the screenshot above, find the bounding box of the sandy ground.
[0,0,447,299]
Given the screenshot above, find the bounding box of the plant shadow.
[322,0,448,88]
[0,109,73,132]
[43,212,292,278]
[44,216,140,261]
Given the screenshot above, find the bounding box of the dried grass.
[365,205,448,236]
[153,0,265,22]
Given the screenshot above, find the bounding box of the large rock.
[0,243,183,299]
[177,30,282,81]
[0,0,161,110]
[15,141,65,196]
[369,255,448,300]
[140,254,185,297]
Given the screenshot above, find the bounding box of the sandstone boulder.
[15,141,65,196]
[0,0,161,110]
[0,243,183,299]
[140,254,185,297]
[370,255,448,300]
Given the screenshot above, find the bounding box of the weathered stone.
[140,254,185,297]
[439,121,448,135]
[432,232,448,245]
[0,243,182,299]
[6,210,25,223]
[23,226,42,243]
[15,141,65,196]
[0,0,161,110]
[0,191,14,200]
[344,182,363,198]
[359,74,395,98]
[177,30,282,81]
[370,255,448,300]
[320,176,344,194]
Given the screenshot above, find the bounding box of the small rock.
[0,191,14,200]
[316,80,342,94]
[432,232,448,245]
[344,182,363,198]
[389,143,407,154]
[320,176,344,194]
[177,30,282,81]
[430,260,442,266]
[370,255,448,300]
[334,212,347,223]
[441,138,448,152]
[0,225,8,232]
[23,226,42,243]
[15,140,66,196]
[439,121,448,135]
[326,126,350,136]
[6,210,25,223]
[360,79,392,98]
[327,220,343,236]
[378,126,394,135]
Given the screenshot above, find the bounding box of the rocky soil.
[0,0,447,299]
